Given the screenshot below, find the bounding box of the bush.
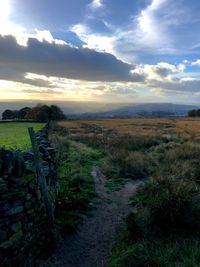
[131,176,200,234]
[162,143,200,163]
[121,151,151,179]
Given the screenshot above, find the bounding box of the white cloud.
[89,0,104,9]
[71,24,115,55]
[0,0,11,23]
[131,62,185,81]
[35,29,67,45]
[0,20,68,47]
[136,0,169,48]
[71,0,184,64]
[192,59,200,66]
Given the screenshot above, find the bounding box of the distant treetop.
[188,109,200,117]
[2,104,66,122]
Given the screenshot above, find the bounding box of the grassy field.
[56,117,200,266]
[0,122,44,150]
[59,117,200,137]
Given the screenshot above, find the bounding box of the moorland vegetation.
[57,118,200,266]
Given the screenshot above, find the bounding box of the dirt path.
[38,166,141,267]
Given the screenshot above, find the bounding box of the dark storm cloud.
[0,35,144,86]
[0,67,53,87]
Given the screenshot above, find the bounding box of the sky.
[1,0,200,104]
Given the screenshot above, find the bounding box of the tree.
[49,105,66,120]
[25,106,49,122]
[2,109,18,120]
[25,105,66,122]
[2,104,66,122]
[188,109,197,117]
[18,107,31,119]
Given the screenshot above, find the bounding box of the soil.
[38,166,141,267]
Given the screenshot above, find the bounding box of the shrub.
[131,176,200,234]
[100,157,121,180]
[164,143,200,162]
[121,151,151,179]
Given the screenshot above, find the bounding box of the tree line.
[2,105,66,122]
[188,109,200,117]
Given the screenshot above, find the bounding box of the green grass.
[106,238,200,267]
[106,137,200,267]
[0,122,44,150]
[51,135,103,234]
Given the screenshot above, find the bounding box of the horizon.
[1,0,200,103]
[0,99,199,106]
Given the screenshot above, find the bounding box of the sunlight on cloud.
[136,0,170,48]
[191,59,200,66]
[131,62,185,81]
[71,0,177,64]
[89,0,103,9]
[0,0,11,22]
[71,24,115,55]
[35,30,67,45]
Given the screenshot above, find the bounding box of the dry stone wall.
[0,127,58,267]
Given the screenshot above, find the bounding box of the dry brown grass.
[58,117,200,138]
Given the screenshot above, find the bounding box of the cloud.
[130,61,200,94]
[21,88,64,95]
[191,59,200,66]
[131,62,185,80]
[70,24,115,55]
[136,0,169,48]
[71,0,190,64]
[89,0,104,10]
[0,34,145,85]
[148,77,200,93]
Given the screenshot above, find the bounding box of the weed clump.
[130,176,200,234]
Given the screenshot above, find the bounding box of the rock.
[26,209,35,215]
[6,205,24,216]
[40,140,49,146]
[0,203,10,217]
[25,160,35,172]
[0,126,58,265]
[25,201,32,209]
[47,147,56,154]
[26,193,32,201]
[43,164,50,177]
[22,151,34,161]
[28,180,36,190]
[0,229,8,241]
[11,222,22,233]
[13,150,25,177]
[0,178,7,194]
[4,151,15,176]
[0,231,23,249]
[0,158,3,173]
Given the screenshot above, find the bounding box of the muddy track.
[38,166,141,267]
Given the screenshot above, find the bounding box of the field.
[58,117,200,137]
[55,117,200,266]
[0,122,44,150]
[2,118,200,266]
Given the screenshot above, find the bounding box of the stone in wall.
[0,127,58,267]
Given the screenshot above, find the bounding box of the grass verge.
[51,134,103,234]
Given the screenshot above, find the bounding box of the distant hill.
[0,101,125,119]
[80,103,198,118]
[0,101,198,119]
